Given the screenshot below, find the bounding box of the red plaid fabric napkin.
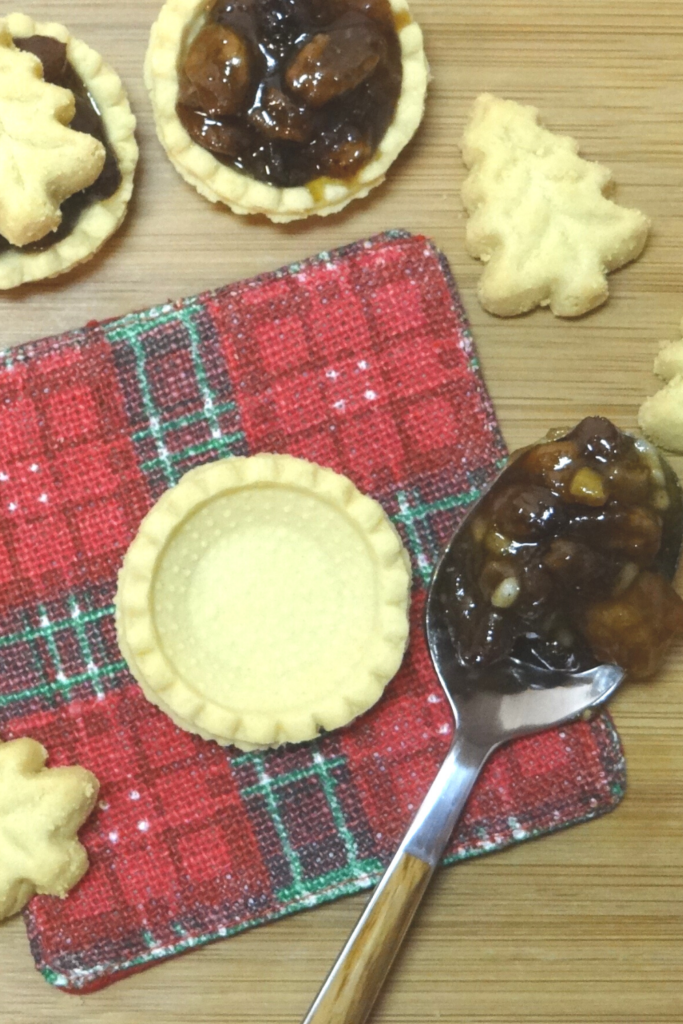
[0,231,625,992]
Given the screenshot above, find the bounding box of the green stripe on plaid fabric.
[0,600,124,708]
[130,401,237,444]
[107,311,178,485]
[66,595,107,698]
[234,745,383,901]
[138,434,243,475]
[105,300,246,489]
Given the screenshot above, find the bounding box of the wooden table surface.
[2,1,682,1021]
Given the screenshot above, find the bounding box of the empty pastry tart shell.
[115,455,412,751]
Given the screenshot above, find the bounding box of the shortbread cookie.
[460,94,650,317]
[115,454,412,750]
[638,319,683,452]
[144,0,428,222]
[0,737,99,920]
[0,13,138,289]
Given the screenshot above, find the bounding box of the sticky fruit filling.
[436,417,683,684]
[176,0,403,188]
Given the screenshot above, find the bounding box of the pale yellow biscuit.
[0,12,138,289]
[115,454,412,751]
[144,0,428,222]
[460,94,650,318]
[638,319,683,453]
[0,737,99,920]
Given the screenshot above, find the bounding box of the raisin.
[606,458,651,504]
[248,87,313,141]
[564,416,626,464]
[315,124,373,177]
[256,0,302,52]
[456,606,516,667]
[515,559,554,623]
[285,23,383,107]
[490,483,566,540]
[543,538,619,597]
[179,24,252,117]
[177,106,254,157]
[520,439,579,496]
[345,0,395,28]
[569,505,662,566]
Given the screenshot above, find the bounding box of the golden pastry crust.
[144,0,428,221]
[0,13,138,289]
[0,737,99,920]
[115,454,412,750]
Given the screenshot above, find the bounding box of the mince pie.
[0,13,137,288]
[145,0,428,220]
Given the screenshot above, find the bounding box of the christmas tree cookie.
[460,94,650,317]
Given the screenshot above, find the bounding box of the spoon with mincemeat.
[302,417,683,1024]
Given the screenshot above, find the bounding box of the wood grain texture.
[1,1,683,1021]
[303,854,433,1024]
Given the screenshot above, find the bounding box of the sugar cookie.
[639,319,683,453]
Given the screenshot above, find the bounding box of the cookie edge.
[0,737,99,920]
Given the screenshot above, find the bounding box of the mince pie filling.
[176,0,403,188]
[0,35,121,253]
[434,417,683,690]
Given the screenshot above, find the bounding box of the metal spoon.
[301,453,683,1024]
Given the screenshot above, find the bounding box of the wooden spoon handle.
[302,852,432,1024]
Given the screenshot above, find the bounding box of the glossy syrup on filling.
[176,0,403,188]
[0,35,121,254]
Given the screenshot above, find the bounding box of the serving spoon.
[301,455,683,1024]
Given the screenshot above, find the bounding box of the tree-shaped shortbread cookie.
[0,737,99,920]
[460,94,650,318]
[0,24,105,246]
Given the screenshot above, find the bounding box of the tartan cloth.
[0,230,625,993]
